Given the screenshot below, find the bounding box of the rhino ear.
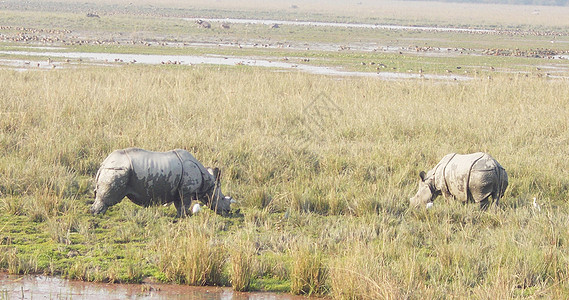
[207,167,221,180]
[419,171,426,181]
[213,167,221,180]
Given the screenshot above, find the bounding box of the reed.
[229,233,256,291]
[290,241,328,295]
[152,216,227,286]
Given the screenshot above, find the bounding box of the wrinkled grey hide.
[91,148,232,216]
[410,152,508,209]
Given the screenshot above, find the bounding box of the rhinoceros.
[410,152,508,209]
[91,148,233,217]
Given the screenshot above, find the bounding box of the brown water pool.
[0,273,307,299]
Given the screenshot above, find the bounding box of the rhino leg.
[479,198,490,210]
[91,167,130,214]
[480,191,502,210]
[173,197,192,217]
[492,192,500,208]
[173,200,183,217]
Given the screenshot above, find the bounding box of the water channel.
[0,50,467,80]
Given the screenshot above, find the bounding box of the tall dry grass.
[151,215,227,286]
[1,66,569,297]
[229,232,256,291]
[290,240,328,295]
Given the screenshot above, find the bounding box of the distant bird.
[532,197,541,212]
[192,203,202,214]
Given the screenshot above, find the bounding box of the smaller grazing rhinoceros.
[410,152,508,210]
[91,148,234,217]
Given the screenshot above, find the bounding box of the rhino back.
[125,148,183,205]
[100,149,132,170]
[438,153,484,202]
[471,153,499,172]
[174,149,214,197]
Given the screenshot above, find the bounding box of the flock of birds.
[1,21,568,59]
[482,48,567,59]
[1,17,568,78]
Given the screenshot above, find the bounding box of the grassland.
[2,0,569,299]
[2,64,569,298]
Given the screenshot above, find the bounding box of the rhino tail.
[498,166,508,199]
[492,165,508,207]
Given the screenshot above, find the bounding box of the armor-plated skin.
[410,152,508,209]
[91,148,232,216]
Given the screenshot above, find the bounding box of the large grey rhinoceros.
[91,148,233,216]
[410,152,508,209]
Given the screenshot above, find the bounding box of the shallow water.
[0,50,467,80]
[0,273,304,300]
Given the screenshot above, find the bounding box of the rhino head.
[206,167,234,216]
[90,167,128,215]
[409,171,437,208]
[91,185,125,215]
[90,193,109,215]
